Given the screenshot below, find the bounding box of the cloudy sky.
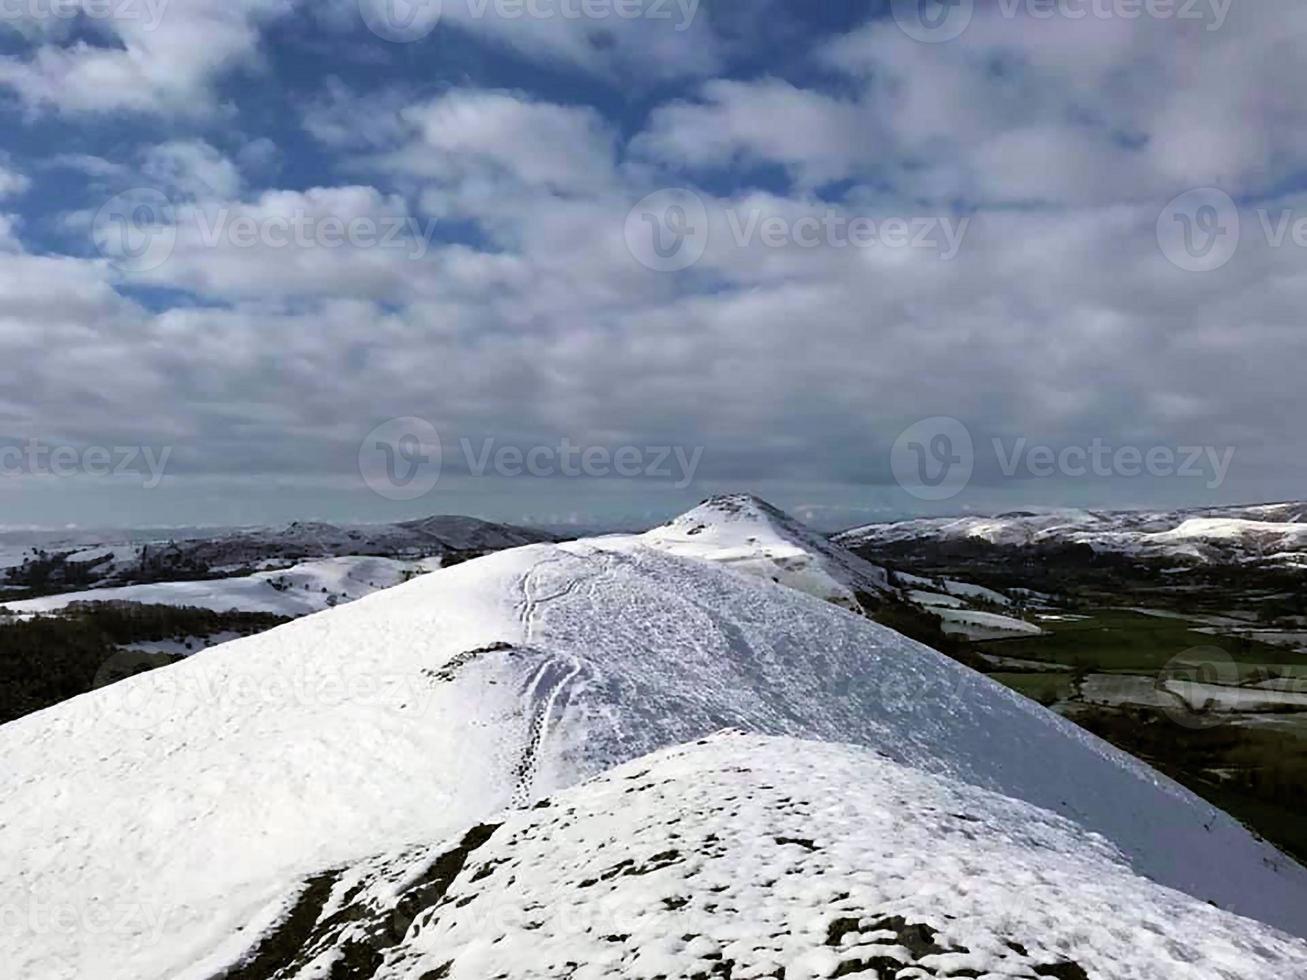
[0,0,1304,531]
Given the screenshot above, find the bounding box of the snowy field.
[935,607,1046,639]
[1165,679,1307,713]
[0,556,442,616]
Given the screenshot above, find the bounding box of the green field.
[987,671,1074,705]
[980,609,1305,679]
[976,607,1307,866]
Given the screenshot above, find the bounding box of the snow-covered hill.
[641,493,889,609]
[0,515,553,596]
[837,501,1307,566]
[238,733,1307,980]
[1,555,441,617]
[153,514,555,568]
[4,516,1307,979]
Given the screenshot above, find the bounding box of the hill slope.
[4,524,1307,978]
[227,733,1307,980]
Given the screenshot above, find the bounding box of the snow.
[837,504,1307,564]
[1164,679,1307,713]
[0,555,441,616]
[942,579,1013,606]
[318,734,1305,980]
[838,510,1100,549]
[1251,676,1307,693]
[640,494,888,609]
[3,503,1307,978]
[934,607,1045,639]
[1079,673,1307,713]
[980,653,1074,672]
[891,570,938,589]
[1082,674,1185,710]
[1148,517,1307,547]
[908,589,966,609]
[1244,631,1307,652]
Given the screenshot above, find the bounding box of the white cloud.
[342,0,722,82]
[143,140,243,200]
[389,89,618,194]
[92,186,443,302]
[634,79,880,189]
[4,8,1307,522]
[0,213,23,250]
[0,0,291,115]
[47,154,132,179]
[0,162,31,200]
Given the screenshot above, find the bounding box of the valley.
[839,504,1307,863]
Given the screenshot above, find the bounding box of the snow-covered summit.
[641,493,889,608]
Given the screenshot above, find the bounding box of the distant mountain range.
[837,500,1307,567]
[0,515,556,599]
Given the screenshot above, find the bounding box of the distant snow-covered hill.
[1,555,443,617]
[4,502,1307,978]
[837,501,1307,566]
[0,515,554,597]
